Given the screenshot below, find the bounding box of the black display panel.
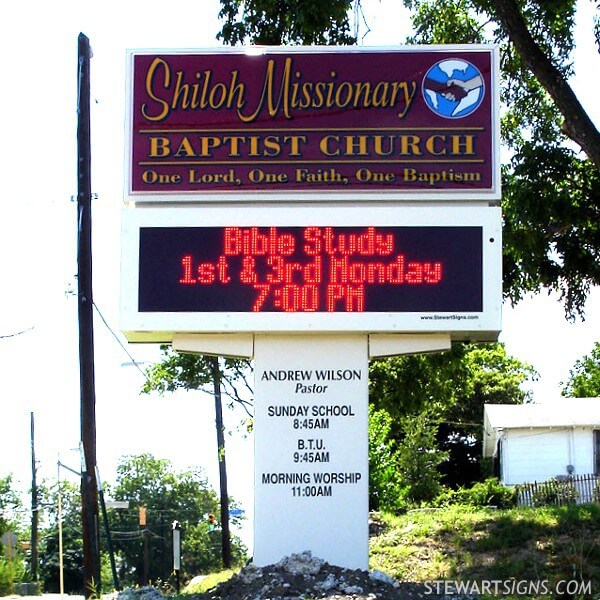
[138,226,483,313]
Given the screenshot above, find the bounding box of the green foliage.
[143,346,253,416]
[528,480,580,507]
[37,481,84,594]
[370,343,534,422]
[561,341,600,397]
[369,343,535,489]
[402,0,599,317]
[0,475,22,536]
[0,475,26,595]
[433,478,517,509]
[184,568,237,593]
[396,413,448,503]
[218,0,355,45]
[406,0,486,44]
[0,556,26,596]
[503,146,600,318]
[214,0,600,315]
[370,504,600,588]
[368,408,405,512]
[108,454,246,586]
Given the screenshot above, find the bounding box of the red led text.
[177,226,444,313]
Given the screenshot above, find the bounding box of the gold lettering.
[283,135,307,156]
[148,137,170,157]
[425,135,447,156]
[200,136,221,157]
[335,81,353,108]
[400,135,422,155]
[140,55,422,124]
[373,135,395,156]
[223,135,245,157]
[372,82,390,108]
[174,137,196,157]
[209,82,227,108]
[394,81,418,118]
[141,58,171,122]
[263,135,281,157]
[227,70,245,110]
[172,70,191,109]
[238,58,291,123]
[451,135,475,155]
[345,135,368,156]
[320,135,340,156]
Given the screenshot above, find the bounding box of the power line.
[92,301,150,382]
[0,326,35,339]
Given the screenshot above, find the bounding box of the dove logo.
[422,59,485,119]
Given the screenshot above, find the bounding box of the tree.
[561,341,600,397]
[107,454,246,586]
[37,481,84,594]
[217,0,600,318]
[401,0,600,318]
[217,0,355,45]
[369,343,535,491]
[142,346,252,417]
[396,412,449,503]
[0,475,21,536]
[142,347,252,569]
[0,475,25,596]
[368,407,403,511]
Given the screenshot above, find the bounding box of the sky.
[0,0,598,551]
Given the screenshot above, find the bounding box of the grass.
[369,503,600,598]
[183,569,239,594]
[177,504,600,599]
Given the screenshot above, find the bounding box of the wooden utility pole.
[30,412,38,582]
[210,357,232,568]
[77,32,101,597]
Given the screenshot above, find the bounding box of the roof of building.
[483,398,600,457]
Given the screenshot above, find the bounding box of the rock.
[341,584,364,594]
[114,586,165,600]
[370,569,400,587]
[187,575,208,588]
[276,550,325,575]
[238,563,263,584]
[314,572,339,591]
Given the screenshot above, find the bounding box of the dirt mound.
[113,551,477,599]
[184,551,476,599]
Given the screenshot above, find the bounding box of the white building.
[483,399,600,485]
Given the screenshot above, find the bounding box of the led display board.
[120,206,502,341]
[126,46,500,202]
[139,225,482,313]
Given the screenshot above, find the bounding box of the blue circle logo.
[422,59,485,118]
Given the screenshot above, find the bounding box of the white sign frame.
[124,45,501,204]
[120,205,502,342]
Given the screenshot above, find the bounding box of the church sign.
[126,46,499,201]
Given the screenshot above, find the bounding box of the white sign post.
[253,334,369,569]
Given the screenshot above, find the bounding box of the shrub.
[432,478,517,508]
[462,478,517,508]
[368,408,407,512]
[396,414,448,504]
[0,556,26,596]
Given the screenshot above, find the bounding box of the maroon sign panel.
[127,48,498,198]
